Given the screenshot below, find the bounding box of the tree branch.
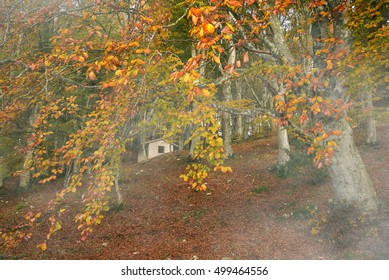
[211,102,275,117]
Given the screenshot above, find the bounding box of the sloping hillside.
[1,125,389,260]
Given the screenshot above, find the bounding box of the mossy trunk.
[0,157,5,188]
[19,150,33,189]
[327,119,378,213]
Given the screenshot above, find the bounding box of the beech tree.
[0,0,227,249]
[178,0,387,213]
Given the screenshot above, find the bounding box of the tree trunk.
[327,119,378,213]
[220,42,236,158]
[20,107,37,189]
[243,117,250,140]
[234,80,244,142]
[319,4,378,214]
[19,149,33,189]
[221,79,234,158]
[189,136,198,157]
[276,93,290,166]
[189,46,204,158]
[364,91,377,145]
[114,164,123,209]
[178,135,185,151]
[277,125,290,166]
[189,109,200,158]
[0,157,5,188]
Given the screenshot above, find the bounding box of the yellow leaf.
[54,221,62,232]
[211,53,220,64]
[203,89,211,97]
[183,73,190,83]
[37,243,47,251]
[128,42,140,47]
[328,140,337,147]
[226,22,235,32]
[204,23,215,34]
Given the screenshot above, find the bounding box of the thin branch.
[211,102,275,117]
[163,5,191,28]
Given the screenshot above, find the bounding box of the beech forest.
[0,0,388,260]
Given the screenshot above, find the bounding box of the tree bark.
[234,80,244,141]
[220,42,235,158]
[277,125,290,166]
[363,91,377,145]
[221,77,234,158]
[114,164,123,209]
[20,106,37,189]
[323,5,379,214]
[0,157,5,188]
[189,46,204,157]
[327,119,378,213]
[19,149,33,189]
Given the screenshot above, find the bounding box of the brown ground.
[1,125,389,260]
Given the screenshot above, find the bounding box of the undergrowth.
[270,137,328,185]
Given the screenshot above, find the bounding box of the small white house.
[137,139,176,162]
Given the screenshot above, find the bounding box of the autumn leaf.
[37,243,47,251]
[88,71,96,80]
[243,52,249,63]
[204,23,215,34]
[211,53,221,64]
[189,7,203,17]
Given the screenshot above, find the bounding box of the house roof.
[144,138,178,147]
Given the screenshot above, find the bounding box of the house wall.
[137,140,174,162]
[147,140,174,159]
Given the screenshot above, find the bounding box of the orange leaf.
[190,7,203,17]
[243,52,249,63]
[88,71,96,80]
[188,92,194,103]
[227,0,243,7]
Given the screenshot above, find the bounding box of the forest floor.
[1,125,389,260]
